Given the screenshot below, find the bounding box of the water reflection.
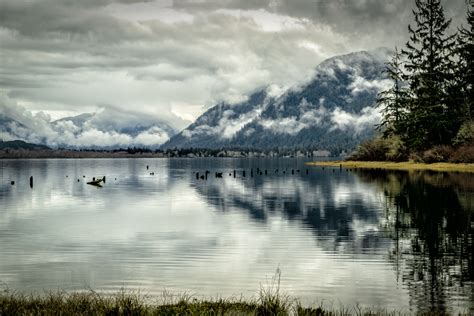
[355,170,474,314]
[191,165,385,253]
[189,163,473,313]
[0,159,472,313]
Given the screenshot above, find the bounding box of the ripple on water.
[0,158,472,313]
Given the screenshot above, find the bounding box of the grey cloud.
[0,3,342,128]
[0,0,468,144]
[173,0,467,48]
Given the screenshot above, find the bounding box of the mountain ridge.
[162,48,391,153]
[0,108,178,149]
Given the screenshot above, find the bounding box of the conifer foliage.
[377,48,409,139]
[456,1,474,122]
[378,0,473,151]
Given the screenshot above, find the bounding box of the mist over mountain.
[1,49,391,152]
[0,98,177,149]
[163,49,391,154]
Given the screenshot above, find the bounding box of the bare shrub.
[421,145,454,163]
[449,145,474,163]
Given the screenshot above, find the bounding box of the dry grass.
[305,161,474,173]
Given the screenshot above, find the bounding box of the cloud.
[0,94,174,148]
[259,105,380,136]
[181,88,381,141]
[349,77,392,95]
[0,0,467,135]
[173,0,467,49]
[183,106,263,139]
[259,99,328,135]
[0,0,378,128]
[330,106,381,133]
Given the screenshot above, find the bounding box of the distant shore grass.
[306,161,474,173]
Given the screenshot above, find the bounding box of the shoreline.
[0,150,330,159]
[306,161,474,173]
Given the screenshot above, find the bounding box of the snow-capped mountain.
[162,49,391,153]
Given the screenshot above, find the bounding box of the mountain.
[53,110,178,138]
[0,108,178,149]
[0,139,50,150]
[0,114,27,137]
[162,49,391,154]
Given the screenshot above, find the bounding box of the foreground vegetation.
[347,136,474,163]
[307,160,474,173]
[2,288,466,316]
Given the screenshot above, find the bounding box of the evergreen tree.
[401,0,457,149]
[377,47,410,139]
[456,1,474,122]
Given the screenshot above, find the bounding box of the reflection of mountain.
[354,170,474,314]
[163,49,391,152]
[191,167,387,253]
[191,165,474,313]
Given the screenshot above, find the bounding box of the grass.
[305,161,474,173]
[0,270,469,315]
[2,289,471,315]
[0,288,407,316]
[2,288,468,315]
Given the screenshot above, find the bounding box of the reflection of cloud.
[192,166,385,250]
[0,158,409,309]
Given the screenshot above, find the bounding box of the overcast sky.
[0,0,469,130]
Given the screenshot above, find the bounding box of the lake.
[0,158,472,313]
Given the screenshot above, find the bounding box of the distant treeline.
[0,146,333,159]
[352,0,474,163]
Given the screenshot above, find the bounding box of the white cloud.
[0,94,173,148]
[350,76,392,95]
[258,98,328,135]
[183,106,263,139]
[330,106,381,133]
[260,116,306,135]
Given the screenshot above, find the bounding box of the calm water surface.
[0,158,472,313]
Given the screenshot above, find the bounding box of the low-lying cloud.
[0,94,173,148]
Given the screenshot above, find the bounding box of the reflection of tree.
[191,163,473,312]
[355,170,474,314]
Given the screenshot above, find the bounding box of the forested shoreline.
[351,0,473,163]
